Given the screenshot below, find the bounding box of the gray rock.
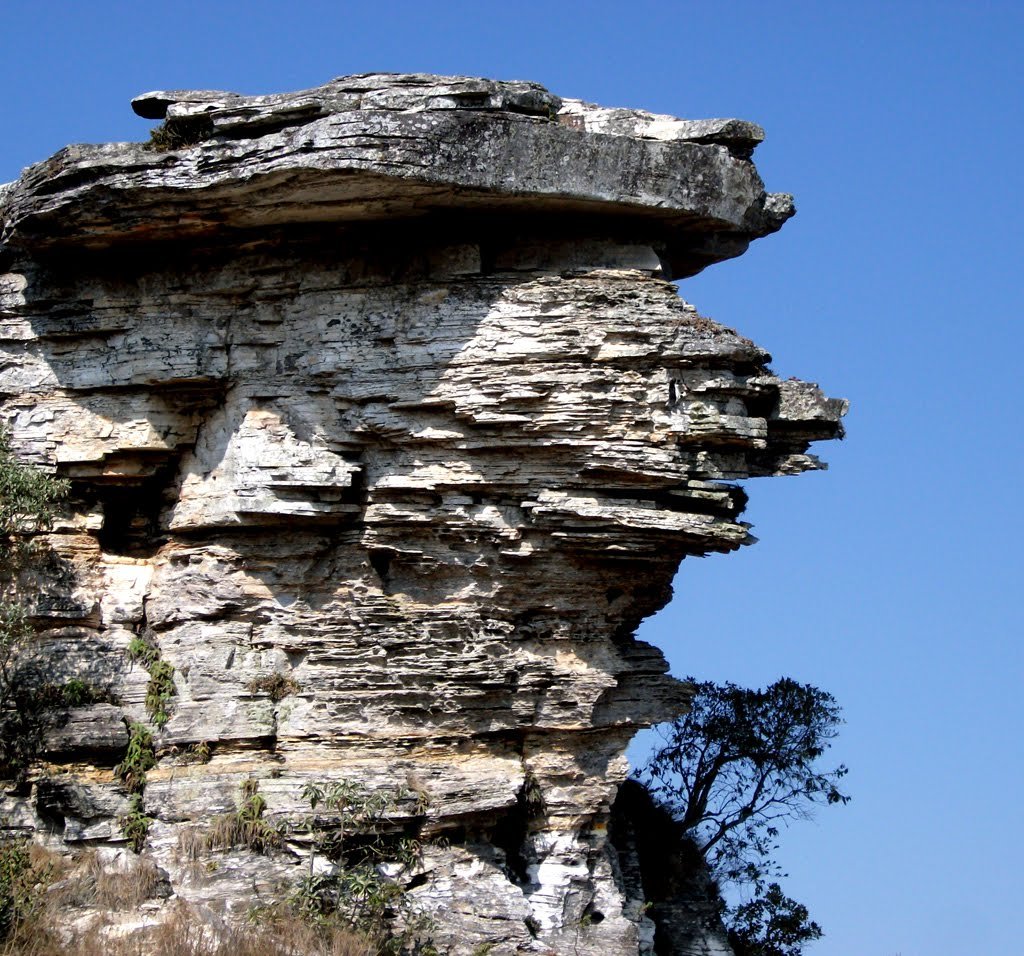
[44,704,129,757]
[3,74,790,280]
[0,75,844,954]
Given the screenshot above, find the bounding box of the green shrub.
[0,604,38,779]
[0,609,105,780]
[61,677,95,708]
[126,636,158,668]
[145,659,176,728]
[0,429,68,540]
[0,839,54,943]
[0,840,32,941]
[114,722,156,794]
[290,779,434,954]
[205,778,283,855]
[126,637,176,729]
[57,677,116,708]
[120,795,153,854]
[0,429,69,782]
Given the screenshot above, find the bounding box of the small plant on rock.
[126,636,158,668]
[126,637,176,728]
[290,779,434,953]
[120,795,153,854]
[145,658,177,728]
[58,677,115,708]
[146,116,214,151]
[182,740,212,764]
[207,778,283,854]
[0,839,57,945]
[247,672,300,702]
[114,721,156,794]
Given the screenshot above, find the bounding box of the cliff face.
[0,75,845,953]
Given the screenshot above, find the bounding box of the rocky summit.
[0,74,845,953]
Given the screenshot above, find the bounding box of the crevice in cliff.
[368,547,395,589]
[489,767,544,888]
[92,456,182,558]
[610,780,731,955]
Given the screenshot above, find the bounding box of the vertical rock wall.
[0,75,845,953]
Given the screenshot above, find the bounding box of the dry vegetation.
[175,778,283,862]
[1,845,371,956]
[2,778,428,956]
[48,847,165,910]
[3,899,374,955]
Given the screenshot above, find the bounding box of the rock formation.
[0,74,845,953]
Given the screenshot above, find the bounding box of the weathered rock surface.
[0,74,844,953]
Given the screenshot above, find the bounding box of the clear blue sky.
[2,3,1020,953]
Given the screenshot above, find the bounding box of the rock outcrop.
[0,74,845,953]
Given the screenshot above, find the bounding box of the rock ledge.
[0,75,842,955]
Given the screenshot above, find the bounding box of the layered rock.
[0,74,845,953]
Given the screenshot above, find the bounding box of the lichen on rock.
[0,74,844,954]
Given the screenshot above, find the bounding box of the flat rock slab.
[1,73,791,277]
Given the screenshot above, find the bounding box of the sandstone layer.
[0,74,845,954]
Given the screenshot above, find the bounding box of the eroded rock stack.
[0,74,845,954]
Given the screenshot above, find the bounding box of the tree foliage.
[727,883,822,956]
[638,677,849,955]
[290,779,434,953]
[0,427,69,781]
[0,839,47,942]
[0,431,67,542]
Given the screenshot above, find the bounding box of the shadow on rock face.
[611,779,733,956]
[0,74,844,952]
